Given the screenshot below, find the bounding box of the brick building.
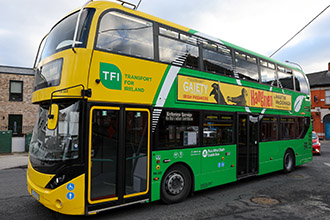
[0,65,38,151]
[307,63,330,140]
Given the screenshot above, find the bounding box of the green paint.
[99,63,122,90]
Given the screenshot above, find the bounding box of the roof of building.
[0,65,34,76]
[306,70,330,88]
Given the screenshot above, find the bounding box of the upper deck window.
[234,51,259,82]
[41,9,94,60]
[96,11,154,59]
[294,70,309,94]
[159,27,199,69]
[202,42,234,77]
[278,66,294,90]
[260,60,277,86]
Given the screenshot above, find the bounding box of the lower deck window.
[261,116,278,141]
[280,117,295,139]
[203,113,233,145]
[157,110,199,148]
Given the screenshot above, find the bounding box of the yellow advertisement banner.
[177,75,291,111]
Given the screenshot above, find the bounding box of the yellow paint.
[47,104,59,130]
[86,1,191,33]
[32,0,190,105]
[27,160,55,188]
[88,52,166,104]
[27,161,85,215]
[32,48,92,103]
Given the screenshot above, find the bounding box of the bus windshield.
[40,8,94,60]
[29,101,80,167]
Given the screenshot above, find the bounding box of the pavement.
[0,152,29,170]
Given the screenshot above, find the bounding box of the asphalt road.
[1,142,330,220]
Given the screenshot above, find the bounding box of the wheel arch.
[284,147,296,165]
[162,162,195,195]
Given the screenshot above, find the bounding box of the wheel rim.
[165,172,185,195]
[285,153,293,170]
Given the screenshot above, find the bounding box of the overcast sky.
[0,0,329,73]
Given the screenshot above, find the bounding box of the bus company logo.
[99,63,122,90]
[202,149,208,158]
[294,95,305,112]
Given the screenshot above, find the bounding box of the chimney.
[328,62,330,71]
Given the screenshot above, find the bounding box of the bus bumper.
[27,162,85,215]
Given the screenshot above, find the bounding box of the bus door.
[88,106,150,207]
[237,114,259,178]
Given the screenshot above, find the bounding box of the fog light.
[55,199,63,209]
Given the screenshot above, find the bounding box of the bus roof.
[84,1,302,73]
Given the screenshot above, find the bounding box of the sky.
[0,0,329,74]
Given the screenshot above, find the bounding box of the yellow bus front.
[26,3,97,215]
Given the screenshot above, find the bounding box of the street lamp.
[285,60,304,72]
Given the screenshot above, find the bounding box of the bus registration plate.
[31,189,40,201]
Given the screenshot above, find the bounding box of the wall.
[311,86,330,139]
[0,72,38,134]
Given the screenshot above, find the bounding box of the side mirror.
[47,104,59,130]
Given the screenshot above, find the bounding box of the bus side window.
[278,67,294,90]
[203,113,234,145]
[280,117,295,139]
[296,117,310,139]
[260,116,278,141]
[96,11,154,60]
[260,60,277,87]
[202,43,234,77]
[234,51,259,82]
[156,110,200,149]
[159,35,199,69]
[294,70,309,94]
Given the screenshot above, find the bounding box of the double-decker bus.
[27,0,312,215]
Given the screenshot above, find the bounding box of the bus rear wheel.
[161,165,191,204]
[283,149,295,173]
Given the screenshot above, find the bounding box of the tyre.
[161,165,192,204]
[283,149,295,173]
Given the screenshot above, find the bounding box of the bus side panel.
[150,145,236,202]
[258,142,283,175]
[195,145,237,191]
[259,136,312,176]
[150,148,201,202]
[88,51,166,105]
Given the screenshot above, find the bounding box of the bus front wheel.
[283,149,295,173]
[161,165,191,204]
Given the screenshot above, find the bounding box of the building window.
[8,114,23,136]
[9,80,23,101]
[325,90,330,105]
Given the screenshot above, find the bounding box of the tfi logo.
[99,63,122,90]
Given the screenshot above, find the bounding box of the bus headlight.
[46,174,66,189]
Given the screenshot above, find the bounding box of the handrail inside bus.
[72,0,93,53]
